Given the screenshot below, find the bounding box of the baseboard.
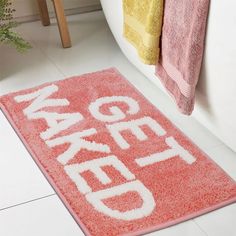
[14,4,102,23]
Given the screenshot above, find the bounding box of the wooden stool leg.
[52,0,72,48]
[37,0,50,26]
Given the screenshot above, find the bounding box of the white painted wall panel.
[12,0,100,19]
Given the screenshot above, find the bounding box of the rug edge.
[0,67,118,99]
[124,197,236,236]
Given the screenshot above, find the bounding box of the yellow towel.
[123,0,164,65]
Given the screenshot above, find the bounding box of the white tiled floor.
[0,11,235,236]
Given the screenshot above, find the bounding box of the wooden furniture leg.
[37,0,50,26]
[52,0,72,48]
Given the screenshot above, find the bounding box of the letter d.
[86,180,155,220]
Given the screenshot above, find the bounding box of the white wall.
[12,0,101,21]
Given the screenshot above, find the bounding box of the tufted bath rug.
[1,68,236,236]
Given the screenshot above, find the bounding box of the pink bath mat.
[1,68,236,236]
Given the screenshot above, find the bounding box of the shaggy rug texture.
[1,68,236,236]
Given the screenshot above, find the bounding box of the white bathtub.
[101,0,236,152]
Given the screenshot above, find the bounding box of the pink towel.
[156,0,210,115]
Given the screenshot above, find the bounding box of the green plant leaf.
[0,0,31,52]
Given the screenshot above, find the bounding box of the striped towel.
[123,0,164,65]
[156,0,210,115]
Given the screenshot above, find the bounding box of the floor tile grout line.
[193,219,210,236]
[18,22,68,78]
[198,143,227,154]
[34,39,68,78]
[40,48,68,77]
[0,193,56,212]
